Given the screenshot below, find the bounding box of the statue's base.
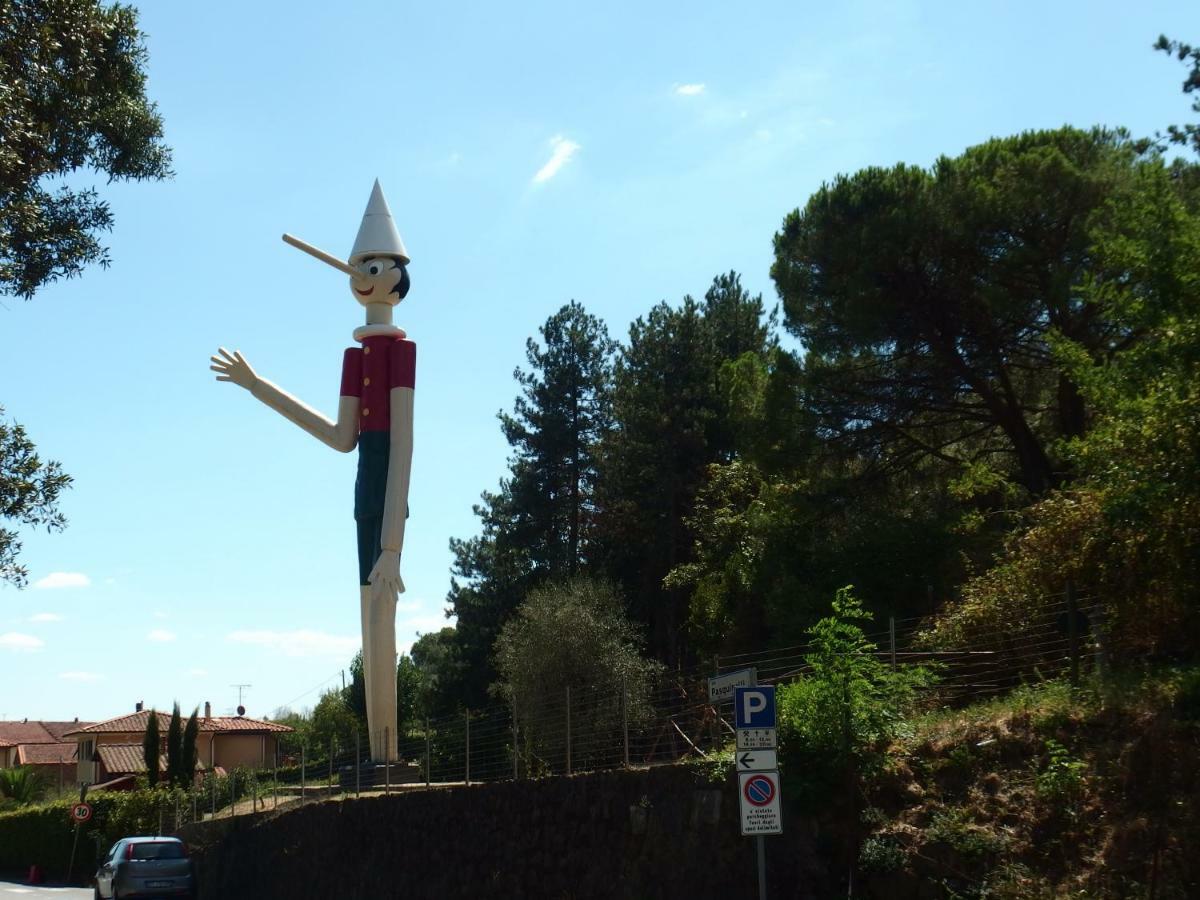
[338,760,423,791]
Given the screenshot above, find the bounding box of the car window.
[129,842,185,860]
[107,842,123,862]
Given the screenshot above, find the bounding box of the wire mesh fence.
[299,586,1103,793]
[185,587,1102,814]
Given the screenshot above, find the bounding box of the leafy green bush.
[1035,739,1086,803]
[496,577,664,773]
[859,835,905,872]
[928,806,1007,856]
[778,586,937,796]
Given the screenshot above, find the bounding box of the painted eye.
[368,262,382,276]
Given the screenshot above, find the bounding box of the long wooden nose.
[282,233,363,279]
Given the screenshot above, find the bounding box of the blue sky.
[2,0,1196,722]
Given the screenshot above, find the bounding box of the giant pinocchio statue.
[211,180,414,763]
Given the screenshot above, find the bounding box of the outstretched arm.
[210,347,359,453]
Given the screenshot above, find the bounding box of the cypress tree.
[165,703,182,786]
[142,710,160,787]
[181,708,200,786]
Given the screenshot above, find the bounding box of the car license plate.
[147,880,172,888]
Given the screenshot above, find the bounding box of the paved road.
[0,881,91,898]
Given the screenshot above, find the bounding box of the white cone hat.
[349,179,410,265]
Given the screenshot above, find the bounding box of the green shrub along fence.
[0,770,267,881]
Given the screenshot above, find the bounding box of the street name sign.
[737,749,778,771]
[708,667,757,703]
[739,770,782,835]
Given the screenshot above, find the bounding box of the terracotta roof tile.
[97,743,164,775]
[209,716,293,733]
[40,721,90,740]
[0,722,56,743]
[67,710,292,736]
[15,744,76,765]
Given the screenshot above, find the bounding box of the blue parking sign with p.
[734,686,776,729]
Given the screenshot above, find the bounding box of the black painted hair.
[391,262,410,300]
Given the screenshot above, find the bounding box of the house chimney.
[135,701,144,713]
[204,701,211,721]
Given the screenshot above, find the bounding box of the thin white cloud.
[0,632,44,652]
[60,671,102,682]
[187,668,209,677]
[30,613,64,623]
[226,629,358,658]
[674,83,706,96]
[33,572,90,590]
[147,629,176,642]
[532,135,581,185]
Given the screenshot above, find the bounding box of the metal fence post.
[385,727,391,796]
[1067,580,1080,686]
[465,711,471,786]
[566,686,572,776]
[424,718,431,789]
[889,616,897,669]
[622,677,630,769]
[355,730,361,797]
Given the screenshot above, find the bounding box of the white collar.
[353,323,407,342]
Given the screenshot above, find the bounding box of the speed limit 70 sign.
[70,802,92,823]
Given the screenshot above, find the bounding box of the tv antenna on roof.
[231,684,252,708]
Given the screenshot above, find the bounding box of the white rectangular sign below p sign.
[739,770,783,835]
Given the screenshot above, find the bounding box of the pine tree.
[594,275,775,663]
[447,301,616,705]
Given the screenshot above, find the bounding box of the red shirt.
[339,336,416,433]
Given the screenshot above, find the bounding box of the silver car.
[94,836,194,899]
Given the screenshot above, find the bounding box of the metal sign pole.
[757,835,766,900]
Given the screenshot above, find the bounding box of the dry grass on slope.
[856,669,1200,899]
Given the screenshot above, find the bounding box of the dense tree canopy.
[0,0,171,298]
[771,127,1154,498]
[381,40,1200,717]
[1,0,170,588]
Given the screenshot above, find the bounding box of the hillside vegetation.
[856,670,1200,898]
